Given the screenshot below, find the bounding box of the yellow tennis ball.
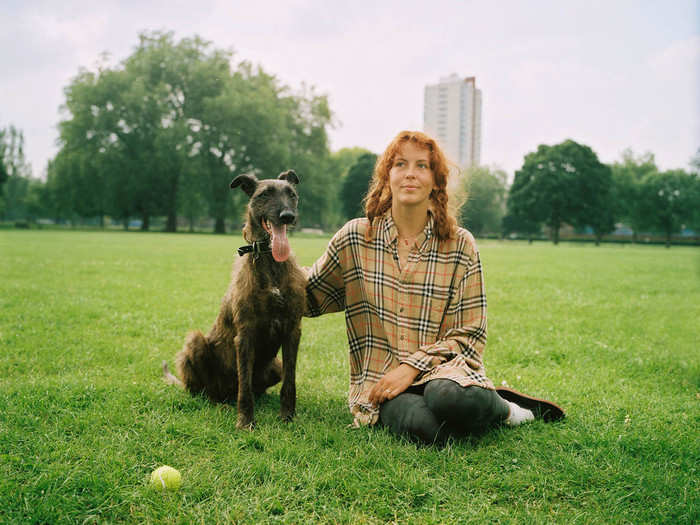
[149,465,182,491]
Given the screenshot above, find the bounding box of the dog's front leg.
[234,334,256,430]
[280,325,301,422]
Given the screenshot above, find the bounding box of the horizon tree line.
[1,32,698,245]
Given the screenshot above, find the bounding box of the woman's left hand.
[369,363,421,407]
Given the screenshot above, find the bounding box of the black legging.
[379,379,510,445]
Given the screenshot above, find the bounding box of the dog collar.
[237,240,272,258]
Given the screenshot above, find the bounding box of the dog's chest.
[257,284,303,339]
[231,260,304,341]
[270,287,282,297]
[263,283,302,312]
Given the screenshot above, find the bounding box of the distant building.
[423,74,482,167]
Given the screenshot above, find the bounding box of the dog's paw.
[236,417,256,431]
[280,410,295,423]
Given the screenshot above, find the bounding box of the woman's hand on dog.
[369,363,421,407]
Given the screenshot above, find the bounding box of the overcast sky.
[1,0,698,178]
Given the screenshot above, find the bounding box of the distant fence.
[4,219,700,246]
[490,232,700,246]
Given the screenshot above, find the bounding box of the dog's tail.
[162,360,184,389]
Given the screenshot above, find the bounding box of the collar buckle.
[237,239,272,259]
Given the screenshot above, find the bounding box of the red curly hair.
[364,130,458,241]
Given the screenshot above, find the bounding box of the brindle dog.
[163,170,306,429]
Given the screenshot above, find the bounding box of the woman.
[306,131,563,444]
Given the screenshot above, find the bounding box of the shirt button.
[400,335,405,341]
[399,307,404,313]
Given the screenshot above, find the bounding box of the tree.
[56,32,251,231]
[195,62,289,233]
[0,126,33,221]
[506,139,613,244]
[0,143,7,195]
[318,147,373,229]
[690,148,700,174]
[177,157,208,232]
[58,68,128,227]
[501,212,541,242]
[572,161,615,245]
[636,169,699,247]
[53,31,335,233]
[458,165,508,237]
[503,164,540,243]
[690,148,700,232]
[611,149,658,241]
[0,127,27,180]
[278,84,335,230]
[44,150,81,225]
[332,147,374,177]
[0,128,10,202]
[340,153,377,220]
[123,32,232,232]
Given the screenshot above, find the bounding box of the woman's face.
[388,142,436,209]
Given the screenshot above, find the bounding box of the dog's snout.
[279,210,295,224]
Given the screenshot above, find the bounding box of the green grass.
[1,230,698,524]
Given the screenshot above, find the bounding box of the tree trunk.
[595,232,602,246]
[165,174,178,233]
[553,226,560,245]
[214,216,226,234]
[166,212,177,233]
[141,213,150,231]
[666,230,671,248]
[123,218,129,231]
[188,215,195,233]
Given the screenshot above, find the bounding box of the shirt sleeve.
[400,250,487,372]
[305,231,347,317]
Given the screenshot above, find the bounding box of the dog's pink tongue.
[270,223,290,262]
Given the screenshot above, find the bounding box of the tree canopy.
[610,149,658,240]
[505,139,613,244]
[52,31,334,232]
[340,153,377,221]
[458,165,507,237]
[0,126,34,220]
[635,169,699,247]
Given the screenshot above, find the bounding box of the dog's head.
[230,170,300,262]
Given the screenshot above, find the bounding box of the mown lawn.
[0,230,698,524]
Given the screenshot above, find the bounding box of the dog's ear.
[278,169,299,185]
[230,173,258,197]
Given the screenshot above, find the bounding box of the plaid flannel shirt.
[305,211,495,426]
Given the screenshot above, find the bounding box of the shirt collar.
[381,209,434,249]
